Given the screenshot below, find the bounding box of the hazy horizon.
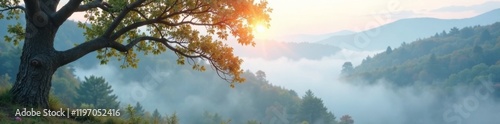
[3,0,500,123]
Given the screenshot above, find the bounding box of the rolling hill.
[342,21,500,88]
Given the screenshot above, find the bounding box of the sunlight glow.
[255,24,267,33]
[252,24,271,40]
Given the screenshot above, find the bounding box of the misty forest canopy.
[0,42,347,123]
[0,0,271,108]
[342,22,500,96]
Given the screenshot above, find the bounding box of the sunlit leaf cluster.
[76,0,272,84]
[0,0,271,85]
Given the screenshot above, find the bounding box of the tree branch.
[102,0,146,37]
[131,9,149,20]
[57,37,111,66]
[53,0,83,26]
[109,4,217,40]
[160,19,228,27]
[160,0,179,16]
[0,6,26,13]
[110,19,158,39]
[75,0,111,12]
[110,17,229,41]
[110,36,202,58]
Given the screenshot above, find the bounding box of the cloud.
[432,1,500,14]
[365,1,500,21]
[239,49,380,94]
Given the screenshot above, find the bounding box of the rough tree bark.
[9,1,62,108]
[6,0,131,108]
[10,25,57,108]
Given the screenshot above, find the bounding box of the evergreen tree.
[440,30,447,36]
[449,27,460,35]
[386,46,392,54]
[165,113,179,124]
[401,42,407,47]
[324,111,337,124]
[75,75,119,109]
[125,104,141,124]
[342,62,354,75]
[134,102,146,117]
[152,108,162,124]
[298,90,337,124]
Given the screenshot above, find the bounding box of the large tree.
[0,0,271,108]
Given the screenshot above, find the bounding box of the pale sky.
[255,0,500,39]
[62,0,500,40]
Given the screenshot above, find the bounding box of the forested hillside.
[342,22,500,96]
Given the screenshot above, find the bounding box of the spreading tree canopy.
[0,0,271,108]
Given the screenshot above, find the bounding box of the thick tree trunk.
[6,0,109,108]
[9,17,60,108]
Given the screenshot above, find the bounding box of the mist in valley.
[71,46,500,124]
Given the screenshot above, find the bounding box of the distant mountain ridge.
[318,8,500,51]
[234,40,340,60]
